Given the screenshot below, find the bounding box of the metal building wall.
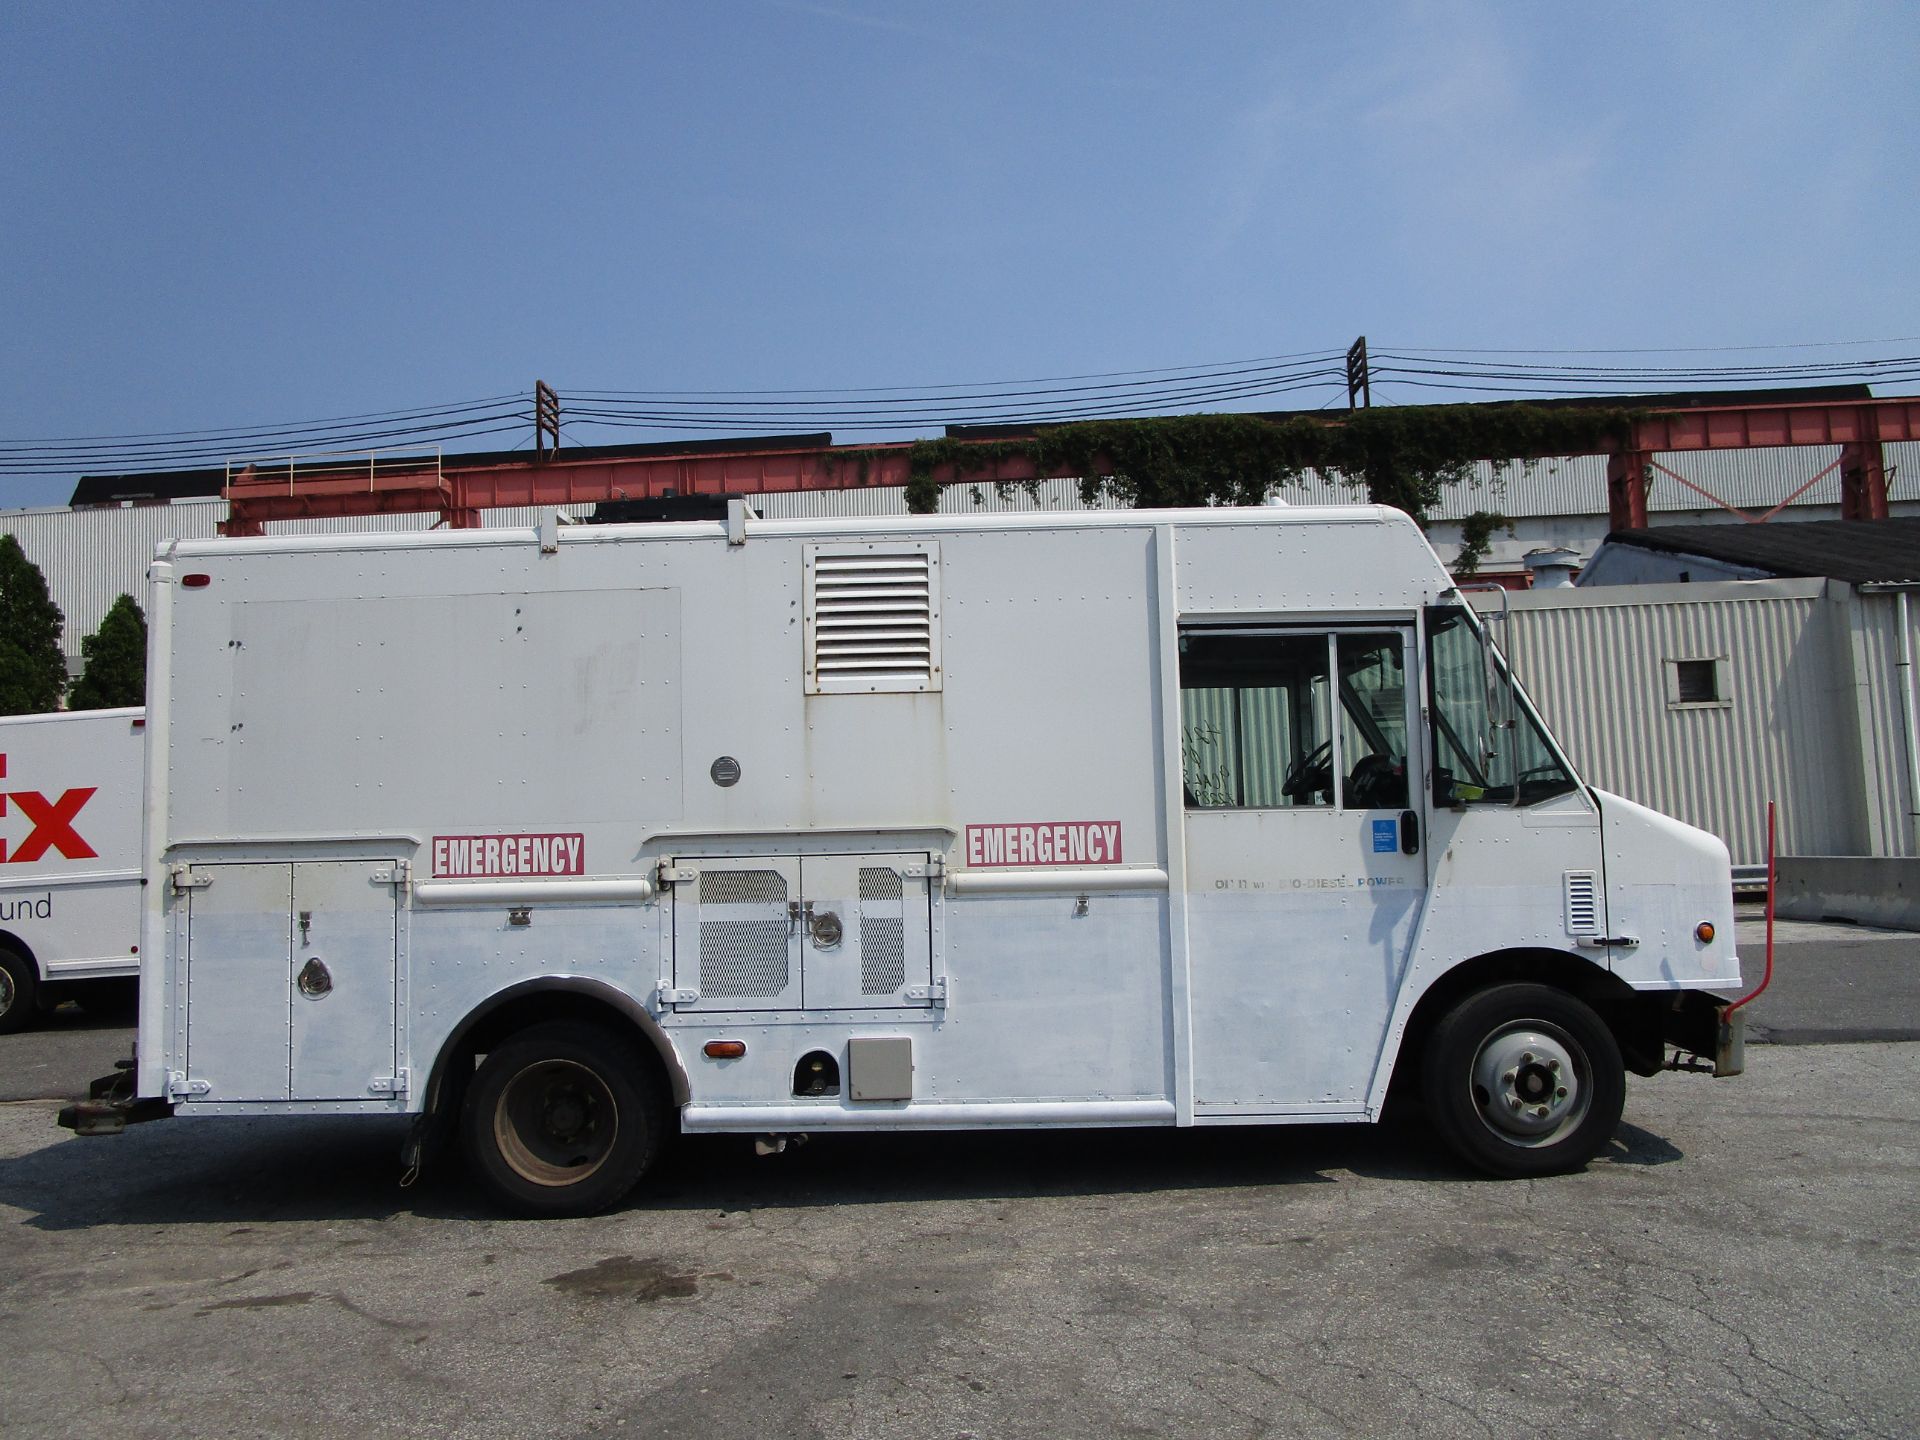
[1491,579,1855,866]
[1847,590,1920,858]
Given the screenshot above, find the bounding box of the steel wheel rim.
[1469,1020,1591,1148]
[0,966,14,1017]
[493,1059,619,1187]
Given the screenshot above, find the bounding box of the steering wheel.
[1346,751,1406,809]
[1281,739,1334,801]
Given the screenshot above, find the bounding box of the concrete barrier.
[1775,856,1920,932]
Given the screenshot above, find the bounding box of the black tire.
[460,1020,667,1217]
[0,948,38,1035]
[1421,982,1625,1178]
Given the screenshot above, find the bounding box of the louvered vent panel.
[1563,870,1601,937]
[806,545,940,694]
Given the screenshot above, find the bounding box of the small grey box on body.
[846,1036,913,1101]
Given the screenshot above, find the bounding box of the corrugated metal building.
[1489,578,1920,866]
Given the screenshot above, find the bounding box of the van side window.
[1336,633,1410,810]
[1427,605,1577,807]
[1179,634,1333,808]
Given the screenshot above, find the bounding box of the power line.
[7,339,1919,482]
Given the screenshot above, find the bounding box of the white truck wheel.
[460,1020,667,1217]
[1422,982,1625,1178]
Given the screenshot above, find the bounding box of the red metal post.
[1606,450,1648,532]
[1838,438,1889,521]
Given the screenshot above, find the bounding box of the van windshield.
[1427,606,1578,807]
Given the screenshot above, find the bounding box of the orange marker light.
[1695,922,1716,944]
[703,1040,747,1059]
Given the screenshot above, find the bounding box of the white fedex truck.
[65,505,1742,1214]
[0,707,143,1032]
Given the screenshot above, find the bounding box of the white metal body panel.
[140,507,1740,1127]
[290,861,401,1101]
[185,862,292,1102]
[0,707,142,983]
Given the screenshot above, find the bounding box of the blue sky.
[2,0,1916,507]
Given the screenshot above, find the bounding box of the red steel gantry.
[215,394,1920,537]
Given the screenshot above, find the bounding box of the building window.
[1667,657,1730,709]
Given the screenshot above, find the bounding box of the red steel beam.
[1626,397,1920,452]
[222,395,1920,536]
[1607,398,1920,530]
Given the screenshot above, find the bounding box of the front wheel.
[1421,983,1625,1178]
[461,1020,668,1217]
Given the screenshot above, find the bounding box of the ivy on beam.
[856,406,1639,545]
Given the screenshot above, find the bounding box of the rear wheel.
[1422,982,1624,1178]
[461,1020,667,1217]
[0,949,38,1035]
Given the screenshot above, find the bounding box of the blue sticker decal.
[1371,819,1397,853]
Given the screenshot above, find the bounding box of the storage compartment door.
[671,858,803,1012]
[290,860,400,1101]
[799,854,933,1009]
[185,863,293,1102]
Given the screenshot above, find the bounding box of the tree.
[67,593,146,710]
[0,534,66,715]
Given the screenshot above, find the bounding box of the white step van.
[64,505,1742,1212]
[0,707,143,1032]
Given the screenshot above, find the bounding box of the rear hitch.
[55,1059,172,1136]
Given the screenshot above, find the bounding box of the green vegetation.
[67,593,147,710]
[849,406,1636,541]
[0,535,67,716]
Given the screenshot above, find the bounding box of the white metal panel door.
[290,861,399,1101]
[798,854,932,1009]
[185,863,293,1102]
[1181,627,1429,1111]
[672,858,803,1011]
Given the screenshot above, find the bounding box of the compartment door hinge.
[903,975,948,1008]
[656,982,700,1008]
[656,861,696,887]
[370,861,410,888]
[166,1071,211,1099]
[169,865,211,893]
[368,1071,409,1097]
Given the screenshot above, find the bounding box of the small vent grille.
[861,916,906,994]
[701,871,786,905]
[698,869,791,998]
[1564,870,1601,937]
[859,866,903,902]
[807,546,940,694]
[701,921,791,997]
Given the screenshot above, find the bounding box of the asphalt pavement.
[1729,905,1920,1043]
[0,912,1913,1439]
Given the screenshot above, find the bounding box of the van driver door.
[1179,626,1429,1115]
